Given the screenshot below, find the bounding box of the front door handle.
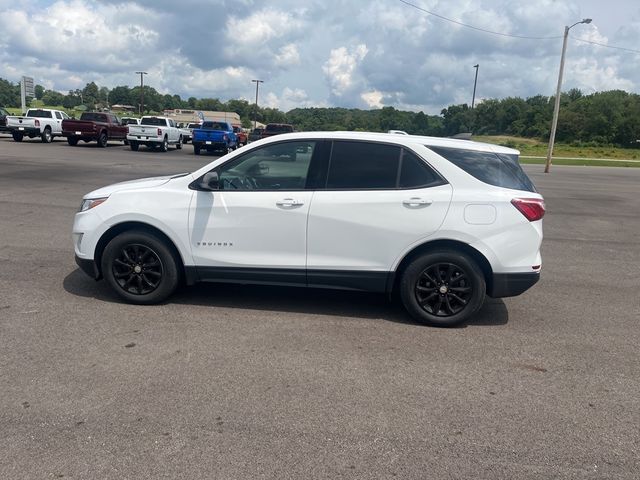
[276,198,304,207]
[402,197,432,207]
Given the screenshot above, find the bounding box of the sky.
[0,0,638,114]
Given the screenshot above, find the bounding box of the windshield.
[27,110,53,118]
[80,113,107,122]
[201,121,227,130]
[140,117,167,126]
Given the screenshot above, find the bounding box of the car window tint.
[399,149,444,188]
[27,110,52,118]
[327,141,400,189]
[218,141,315,191]
[55,112,62,119]
[140,117,166,126]
[429,146,537,193]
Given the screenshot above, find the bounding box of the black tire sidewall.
[41,128,52,143]
[400,250,486,327]
[130,142,139,151]
[101,231,180,304]
[98,133,108,147]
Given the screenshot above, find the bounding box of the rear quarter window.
[428,146,537,193]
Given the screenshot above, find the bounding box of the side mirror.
[198,171,219,191]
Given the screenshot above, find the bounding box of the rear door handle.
[276,198,304,207]
[403,197,432,207]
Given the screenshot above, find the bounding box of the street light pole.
[544,19,592,173]
[135,71,147,115]
[251,79,263,130]
[471,64,479,108]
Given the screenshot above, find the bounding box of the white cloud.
[361,90,384,108]
[322,44,368,96]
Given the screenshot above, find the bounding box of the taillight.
[511,198,545,222]
[34,119,40,127]
[157,128,162,136]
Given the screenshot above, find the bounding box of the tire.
[399,250,486,327]
[176,137,182,149]
[160,137,168,152]
[101,230,180,305]
[41,127,52,143]
[124,139,129,146]
[182,137,188,144]
[67,136,79,146]
[130,141,139,151]
[194,145,200,155]
[12,132,23,142]
[97,131,108,148]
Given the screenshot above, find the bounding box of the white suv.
[73,132,544,327]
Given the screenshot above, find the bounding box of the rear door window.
[326,141,400,189]
[429,146,537,193]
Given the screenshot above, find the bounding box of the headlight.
[79,197,108,212]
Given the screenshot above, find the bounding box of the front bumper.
[488,272,540,298]
[75,255,101,280]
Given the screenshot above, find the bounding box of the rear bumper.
[488,272,540,298]
[193,140,226,149]
[9,126,40,136]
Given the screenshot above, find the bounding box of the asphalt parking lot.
[1,135,638,479]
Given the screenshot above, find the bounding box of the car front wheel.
[400,250,486,327]
[102,230,180,304]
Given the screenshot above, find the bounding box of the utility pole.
[135,71,147,115]
[251,79,263,130]
[544,19,592,173]
[471,64,479,108]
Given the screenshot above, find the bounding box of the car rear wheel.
[97,132,108,148]
[67,136,79,146]
[160,137,169,152]
[130,141,139,151]
[400,250,486,327]
[41,127,52,143]
[176,137,182,149]
[194,145,200,155]
[12,132,23,142]
[102,230,180,305]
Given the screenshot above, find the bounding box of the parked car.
[120,117,140,126]
[178,122,200,144]
[72,131,544,327]
[0,107,10,132]
[260,123,294,139]
[388,130,409,135]
[248,127,264,143]
[233,126,247,146]
[62,112,128,147]
[192,121,237,155]
[6,108,69,143]
[126,116,182,152]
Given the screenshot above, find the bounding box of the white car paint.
[6,108,69,138]
[127,116,182,146]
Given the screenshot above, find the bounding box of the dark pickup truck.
[62,112,127,147]
[192,121,237,155]
[261,123,294,139]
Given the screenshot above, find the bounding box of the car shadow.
[62,268,509,328]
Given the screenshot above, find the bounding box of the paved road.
[1,136,638,479]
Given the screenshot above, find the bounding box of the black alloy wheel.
[111,243,163,295]
[400,250,485,327]
[102,230,180,304]
[415,262,473,317]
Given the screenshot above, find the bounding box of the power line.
[570,36,640,54]
[396,0,561,40]
[397,0,640,54]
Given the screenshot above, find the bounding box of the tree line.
[0,77,637,146]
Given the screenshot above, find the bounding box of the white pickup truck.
[126,116,183,152]
[6,108,69,143]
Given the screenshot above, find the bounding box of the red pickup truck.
[62,112,128,147]
[232,126,248,146]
